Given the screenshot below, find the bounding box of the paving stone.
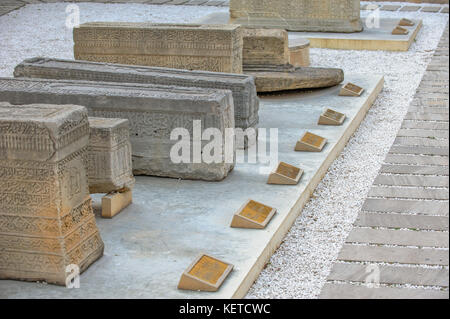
[380,164,449,176]
[368,186,449,200]
[320,283,449,299]
[145,0,171,4]
[421,6,442,13]
[441,7,449,13]
[394,136,449,148]
[380,5,401,11]
[203,0,224,5]
[338,244,449,265]
[401,121,448,131]
[389,145,449,156]
[400,6,421,12]
[355,212,449,231]
[183,0,209,5]
[164,0,190,4]
[406,107,449,115]
[404,113,449,122]
[346,228,449,248]
[362,199,449,216]
[383,154,449,166]
[373,174,449,187]
[328,263,449,287]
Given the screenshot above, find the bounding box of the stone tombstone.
[229,0,363,33]
[242,28,289,66]
[88,117,135,194]
[0,78,235,181]
[14,57,259,136]
[73,22,243,74]
[0,102,104,286]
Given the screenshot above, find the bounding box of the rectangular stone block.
[362,198,449,216]
[355,212,449,231]
[0,78,235,181]
[88,117,135,194]
[242,28,289,66]
[0,102,104,286]
[14,57,259,133]
[73,22,243,74]
[229,0,363,33]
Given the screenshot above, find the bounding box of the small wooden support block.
[295,131,327,152]
[392,26,409,35]
[339,82,364,97]
[267,162,303,185]
[399,18,414,27]
[318,108,346,125]
[101,189,132,218]
[231,199,277,229]
[177,254,233,292]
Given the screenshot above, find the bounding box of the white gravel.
[0,2,448,299]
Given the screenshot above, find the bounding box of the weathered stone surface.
[328,263,449,287]
[338,244,449,265]
[389,145,449,156]
[243,64,344,92]
[74,22,243,74]
[229,0,363,33]
[0,102,104,286]
[14,57,259,133]
[0,78,235,181]
[384,154,449,166]
[289,38,310,67]
[88,117,135,194]
[368,186,449,200]
[320,283,449,299]
[362,198,449,216]
[380,164,449,175]
[355,212,449,231]
[242,28,289,66]
[373,174,449,187]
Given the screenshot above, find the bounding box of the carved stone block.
[88,117,135,194]
[230,0,363,33]
[0,102,104,286]
[14,57,259,134]
[242,28,289,66]
[0,78,235,181]
[73,22,243,74]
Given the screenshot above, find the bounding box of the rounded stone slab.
[243,64,344,92]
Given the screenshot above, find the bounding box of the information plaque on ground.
[339,82,365,97]
[318,108,346,125]
[295,131,327,152]
[399,18,414,27]
[267,162,304,185]
[392,26,409,35]
[178,254,233,292]
[231,199,277,229]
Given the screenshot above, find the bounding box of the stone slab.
[380,164,449,175]
[242,29,289,66]
[389,145,449,156]
[381,5,401,11]
[397,128,449,138]
[373,174,449,187]
[404,113,449,121]
[0,77,235,181]
[346,228,449,247]
[320,283,449,299]
[328,263,449,287]
[422,6,442,12]
[0,73,384,298]
[74,22,243,74]
[384,154,449,166]
[0,102,104,286]
[362,198,449,216]
[338,244,449,265]
[14,57,259,133]
[400,6,421,12]
[395,136,449,148]
[401,121,448,130]
[368,186,449,200]
[88,117,135,194]
[229,0,363,33]
[355,212,449,231]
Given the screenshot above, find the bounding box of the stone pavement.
[320,24,449,299]
[1,1,449,17]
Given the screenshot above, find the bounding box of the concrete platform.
[0,73,384,299]
[195,13,422,51]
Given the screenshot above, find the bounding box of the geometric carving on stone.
[230,0,363,33]
[0,102,104,286]
[73,22,243,74]
[242,28,290,66]
[295,131,327,152]
[0,77,235,181]
[88,117,135,194]
[14,57,259,134]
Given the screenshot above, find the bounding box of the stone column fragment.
[73,22,243,74]
[14,57,259,135]
[88,117,135,194]
[0,102,104,286]
[242,28,290,66]
[0,78,235,181]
